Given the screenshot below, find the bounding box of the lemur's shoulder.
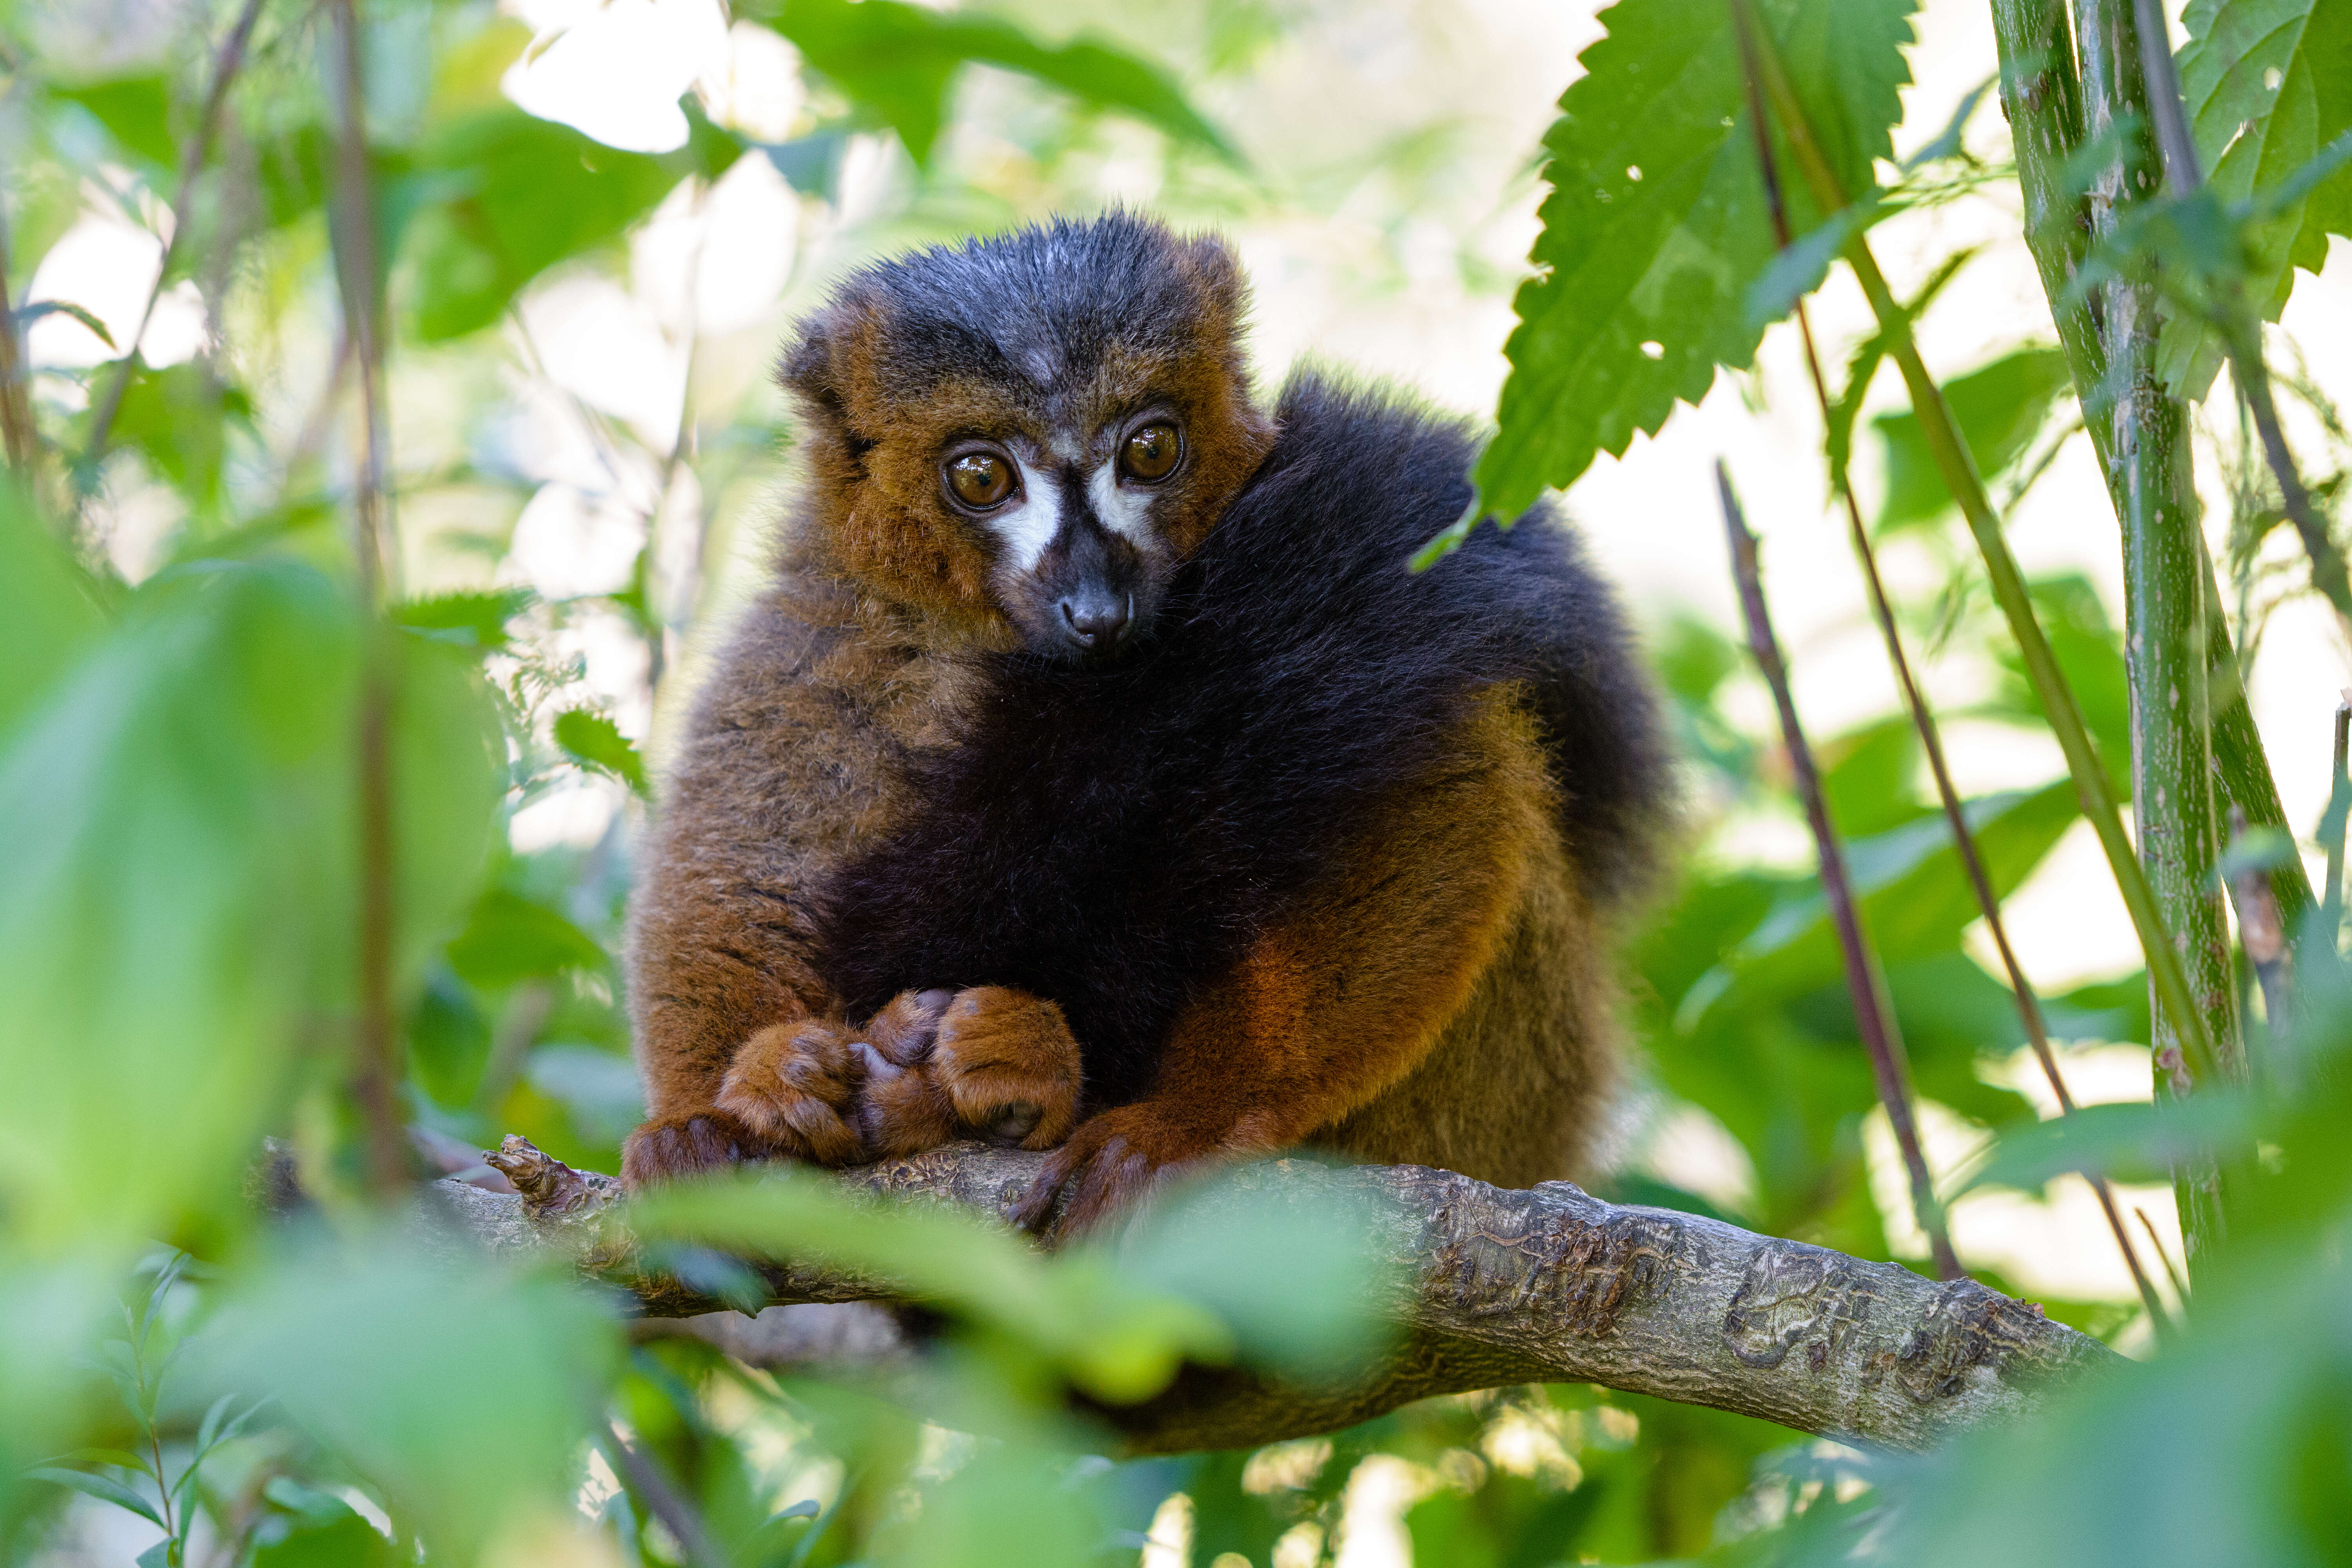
[1189,367,1673,902]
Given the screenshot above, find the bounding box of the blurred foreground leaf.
[0,557,500,1252]
[755,0,1235,166]
[203,1241,618,1563]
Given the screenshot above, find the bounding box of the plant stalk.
[0,202,39,485]
[327,0,409,1198]
[1989,0,2314,946]
[1717,461,1964,1281]
[1983,0,2240,1261]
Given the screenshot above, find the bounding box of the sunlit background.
[25,0,2352,1555]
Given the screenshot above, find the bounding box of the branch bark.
[436,1138,2119,1457]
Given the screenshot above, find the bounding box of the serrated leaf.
[552,708,648,796]
[1479,0,1918,521]
[27,1467,167,1528]
[760,0,1233,167]
[2167,0,2352,394]
[1871,348,2073,532]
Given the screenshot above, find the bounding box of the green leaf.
[445,889,607,990]
[1478,0,1918,520]
[135,1539,171,1568]
[17,300,117,348]
[1979,574,2133,780]
[1871,348,2073,532]
[2168,0,2352,394]
[552,708,648,796]
[402,109,734,341]
[103,365,258,517]
[54,76,176,170]
[395,589,534,652]
[27,1466,166,1528]
[201,1242,619,1563]
[757,0,1234,167]
[254,1515,391,1568]
[1693,780,2082,1013]
[1960,1093,2260,1194]
[0,485,108,744]
[0,560,499,1251]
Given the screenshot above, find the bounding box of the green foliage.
[755,0,1237,166]
[2169,0,2352,392]
[403,108,737,341]
[1475,0,1916,524]
[554,707,650,795]
[1870,347,2073,531]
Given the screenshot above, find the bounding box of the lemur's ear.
[1178,233,1247,317]
[777,287,886,455]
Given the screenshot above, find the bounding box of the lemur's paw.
[930,987,1082,1149]
[854,986,1082,1158]
[1009,1102,1226,1236]
[715,1020,869,1165]
[621,1109,770,1189]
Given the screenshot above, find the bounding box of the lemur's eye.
[944,450,1015,510]
[1120,423,1182,483]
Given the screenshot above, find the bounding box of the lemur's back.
[622,214,1668,1225]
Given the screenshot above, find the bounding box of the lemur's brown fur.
[624,216,1664,1228]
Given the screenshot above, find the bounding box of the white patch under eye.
[1089,459,1153,540]
[985,457,1060,572]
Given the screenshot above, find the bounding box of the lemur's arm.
[622,601,902,1183]
[1012,695,1556,1232]
[622,594,1087,1187]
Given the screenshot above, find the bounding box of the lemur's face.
[921,377,1231,661]
[780,220,1274,662]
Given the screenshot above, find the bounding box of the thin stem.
[1717,461,1964,1281]
[2138,1207,2190,1305]
[1731,0,2223,1095]
[0,201,39,484]
[2322,699,2350,936]
[1740,79,2169,1326]
[601,1422,726,1568]
[77,0,269,487]
[327,0,407,1199]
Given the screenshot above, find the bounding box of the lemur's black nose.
[1059,592,1130,648]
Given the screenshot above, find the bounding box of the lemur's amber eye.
[1120,423,1182,483]
[945,450,1014,510]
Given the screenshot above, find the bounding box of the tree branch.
[437,1138,2120,1456]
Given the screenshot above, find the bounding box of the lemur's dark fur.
[622,213,1669,1230]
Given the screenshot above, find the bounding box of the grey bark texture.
[445,1136,2120,1456]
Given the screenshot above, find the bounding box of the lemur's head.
[780,213,1273,661]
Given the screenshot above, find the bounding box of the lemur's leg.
[1012,694,1555,1234]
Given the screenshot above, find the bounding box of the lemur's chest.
[802,607,1497,1108]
